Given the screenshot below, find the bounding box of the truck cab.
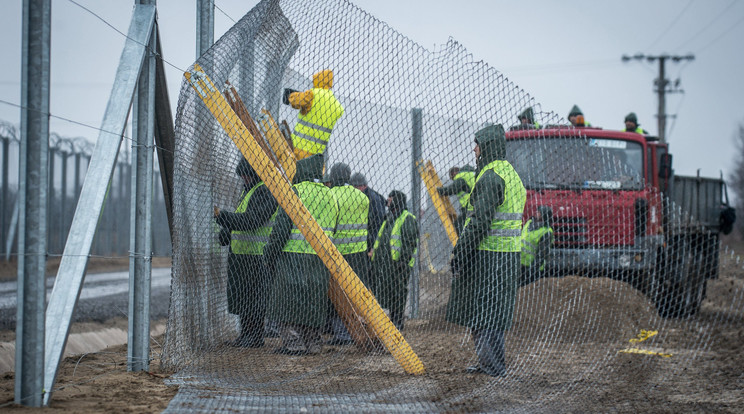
[505,125,733,317]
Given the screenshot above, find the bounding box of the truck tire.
[654,237,706,318]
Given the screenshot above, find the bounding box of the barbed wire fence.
[161,0,744,412]
[0,120,171,260]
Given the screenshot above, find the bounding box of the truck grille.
[553,217,587,245]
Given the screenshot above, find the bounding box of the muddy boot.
[274,324,307,355]
[300,326,322,355]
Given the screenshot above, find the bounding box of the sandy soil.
[0,256,172,282]
[0,334,177,413]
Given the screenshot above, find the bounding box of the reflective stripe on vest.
[330,185,369,255]
[373,210,418,267]
[291,88,345,155]
[283,181,339,254]
[231,182,275,255]
[463,160,526,252]
[520,219,554,270]
[454,170,476,209]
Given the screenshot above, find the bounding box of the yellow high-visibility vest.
[283,181,338,254]
[520,219,554,270]
[330,185,369,255]
[454,170,475,209]
[291,88,344,156]
[231,182,277,255]
[463,160,525,252]
[373,210,418,267]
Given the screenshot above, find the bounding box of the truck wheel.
[654,238,706,318]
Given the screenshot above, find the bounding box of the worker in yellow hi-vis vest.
[326,163,370,346]
[282,69,345,161]
[446,124,526,377]
[214,158,278,347]
[520,206,554,287]
[437,165,476,235]
[371,190,418,330]
[264,154,339,355]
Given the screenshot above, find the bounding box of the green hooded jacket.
[446,124,522,331]
[265,154,339,328]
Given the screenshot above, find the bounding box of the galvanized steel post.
[128,0,157,372]
[43,5,156,404]
[1,137,8,251]
[410,108,422,318]
[196,0,214,58]
[16,0,50,406]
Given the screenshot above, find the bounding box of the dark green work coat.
[216,182,277,317]
[371,209,418,321]
[446,125,522,331]
[264,155,337,328]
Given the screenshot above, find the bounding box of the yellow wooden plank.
[425,161,457,218]
[185,65,424,375]
[259,109,296,182]
[417,160,458,246]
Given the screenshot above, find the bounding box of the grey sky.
[1,0,742,181]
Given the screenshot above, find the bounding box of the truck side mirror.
[658,153,672,179]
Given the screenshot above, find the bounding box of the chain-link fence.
[163,0,744,411]
[0,120,171,259]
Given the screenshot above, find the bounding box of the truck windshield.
[506,137,644,190]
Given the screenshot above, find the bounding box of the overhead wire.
[0,98,173,157]
[695,12,744,54]
[65,0,188,75]
[645,0,694,51]
[214,2,238,24]
[673,0,737,52]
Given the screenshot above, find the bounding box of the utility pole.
[621,53,694,143]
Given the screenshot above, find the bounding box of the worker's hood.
[568,104,583,118]
[329,162,351,187]
[388,190,407,217]
[313,70,333,89]
[293,154,324,184]
[475,124,506,171]
[517,107,534,122]
[235,157,259,183]
[459,164,475,173]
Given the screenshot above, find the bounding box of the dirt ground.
[0,242,742,412]
[0,334,177,413]
[0,256,172,282]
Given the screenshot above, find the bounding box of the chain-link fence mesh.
[0,121,171,259]
[163,0,744,411]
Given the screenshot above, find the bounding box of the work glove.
[282,88,298,105]
[450,254,461,277]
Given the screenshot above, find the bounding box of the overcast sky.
[1,0,742,181]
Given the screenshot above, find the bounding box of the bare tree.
[728,123,744,238]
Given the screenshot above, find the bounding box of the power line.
[0,98,173,156]
[696,13,744,54]
[65,0,188,74]
[214,1,237,24]
[673,0,737,52]
[621,54,695,143]
[646,0,694,51]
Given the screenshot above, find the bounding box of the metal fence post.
[410,108,422,318]
[16,0,50,406]
[129,1,156,371]
[48,148,55,252]
[196,0,214,58]
[60,150,68,251]
[1,138,8,253]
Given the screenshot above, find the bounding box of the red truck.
[505,126,735,318]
